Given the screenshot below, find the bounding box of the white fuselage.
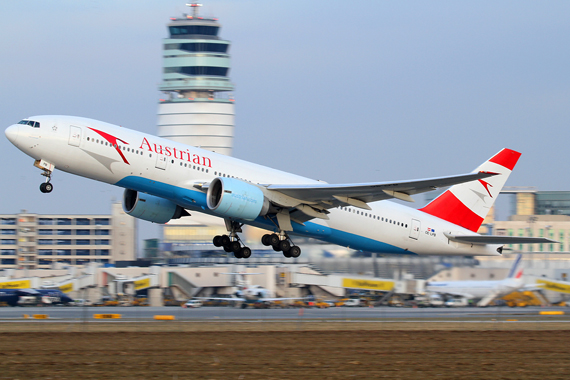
[427,277,524,299]
[5,115,501,256]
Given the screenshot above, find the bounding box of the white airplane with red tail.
[5,116,557,259]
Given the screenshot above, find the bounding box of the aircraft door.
[409,219,421,240]
[68,126,81,147]
[155,154,167,170]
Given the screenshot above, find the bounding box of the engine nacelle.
[123,189,187,224]
[206,177,269,221]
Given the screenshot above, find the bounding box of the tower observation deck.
[157,3,235,156]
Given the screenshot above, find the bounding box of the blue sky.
[1,1,569,246]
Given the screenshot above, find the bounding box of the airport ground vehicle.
[343,298,362,307]
[184,300,203,308]
[444,297,469,307]
[428,294,445,307]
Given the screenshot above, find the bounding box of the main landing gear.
[213,220,301,259]
[261,232,301,258]
[213,221,252,259]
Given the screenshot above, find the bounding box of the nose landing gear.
[34,159,54,194]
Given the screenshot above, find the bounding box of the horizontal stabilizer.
[444,233,559,245]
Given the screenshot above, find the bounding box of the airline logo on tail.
[419,148,521,232]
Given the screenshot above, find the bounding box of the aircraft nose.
[5,124,19,146]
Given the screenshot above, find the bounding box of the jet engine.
[123,189,188,224]
[206,177,270,221]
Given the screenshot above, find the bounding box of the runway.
[0,305,568,321]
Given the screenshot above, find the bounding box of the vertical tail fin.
[419,148,521,232]
[507,254,523,279]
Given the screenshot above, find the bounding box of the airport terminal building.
[0,203,135,269]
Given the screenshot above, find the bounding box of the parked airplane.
[5,116,556,259]
[36,289,74,305]
[0,288,73,306]
[197,272,303,308]
[426,254,530,306]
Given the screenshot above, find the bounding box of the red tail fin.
[420,149,521,232]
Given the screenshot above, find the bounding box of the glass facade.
[536,192,570,216]
[169,25,219,36]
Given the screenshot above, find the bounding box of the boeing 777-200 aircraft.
[5,116,556,258]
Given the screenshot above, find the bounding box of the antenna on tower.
[186,3,202,18]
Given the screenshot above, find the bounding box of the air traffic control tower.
[157,3,235,156]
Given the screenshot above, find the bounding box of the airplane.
[36,288,74,305]
[0,288,73,306]
[426,254,533,306]
[5,115,557,259]
[196,272,304,308]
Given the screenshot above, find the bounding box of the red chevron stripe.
[419,191,484,232]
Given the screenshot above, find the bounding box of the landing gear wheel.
[279,240,291,252]
[268,234,280,246]
[261,234,272,246]
[289,245,301,258]
[220,235,231,246]
[213,235,223,247]
[40,183,53,193]
[283,249,292,258]
[272,244,282,252]
[229,241,241,253]
[234,250,243,259]
[223,245,233,253]
[240,247,252,259]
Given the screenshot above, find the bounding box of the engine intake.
[123,189,188,224]
[206,177,269,221]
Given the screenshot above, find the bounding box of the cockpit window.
[18,120,40,128]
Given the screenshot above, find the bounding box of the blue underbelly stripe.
[115,175,418,255]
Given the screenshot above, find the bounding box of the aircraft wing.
[196,296,305,302]
[258,297,306,302]
[266,171,498,206]
[194,171,498,225]
[195,297,245,302]
[443,233,559,245]
[16,289,41,296]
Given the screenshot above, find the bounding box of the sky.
[1,1,569,251]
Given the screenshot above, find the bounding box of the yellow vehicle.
[501,291,545,307]
[313,300,330,309]
[292,300,308,308]
[132,297,148,306]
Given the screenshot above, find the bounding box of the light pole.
[528,216,537,269]
[545,225,552,269]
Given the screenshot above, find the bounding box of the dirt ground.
[1,323,569,379]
